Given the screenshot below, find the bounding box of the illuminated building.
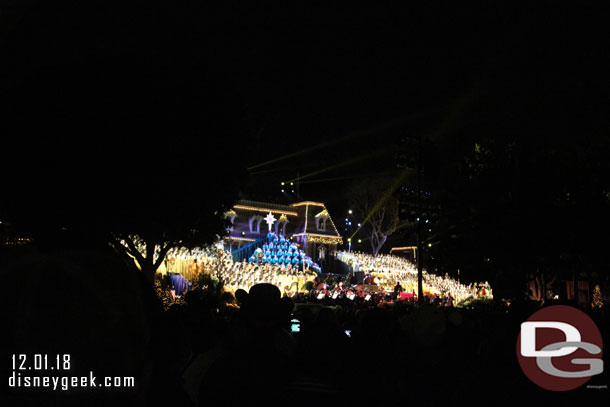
[224,200,343,269]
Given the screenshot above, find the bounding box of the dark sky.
[219,6,506,136]
[205,3,514,203]
[1,1,608,217]
[200,3,609,207]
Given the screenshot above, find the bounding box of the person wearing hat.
[194,283,298,406]
[234,283,294,332]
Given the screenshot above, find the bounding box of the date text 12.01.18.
[12,354,71,371]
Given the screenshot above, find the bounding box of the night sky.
[201,3,608,198]
[1,1,609,234]
[2,3,610,405]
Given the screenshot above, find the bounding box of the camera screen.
[291,319,300,333]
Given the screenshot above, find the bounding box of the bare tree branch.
[121,235,145,266]
[154,243,173,271]
[108,240,139,271]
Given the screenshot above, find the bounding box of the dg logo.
[516,305,604,391]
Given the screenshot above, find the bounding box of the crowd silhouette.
[6,249,608,407]
[144,280,609,407]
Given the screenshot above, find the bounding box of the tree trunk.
[372,235,387,256]
[110,235,168,288]
[141,262,157,286]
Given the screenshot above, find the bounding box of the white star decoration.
[264,212,277,231]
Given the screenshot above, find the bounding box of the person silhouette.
[197,284,295,406]
[394,282,403,299]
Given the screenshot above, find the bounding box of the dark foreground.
[4,250,609,406]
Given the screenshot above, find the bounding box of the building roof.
[227,199,342,243]
[233,200,299,216]
[290,202,341,237]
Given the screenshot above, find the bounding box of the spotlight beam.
[297,170,403,185]
[349,166,411,241]
[247,134,355,171]
[250,162,320,175]
[286,147,390,183]
[348,89,479,242]
[247,111,431,171]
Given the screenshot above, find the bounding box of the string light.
[292,232,342,240]
[324,207,342,238]
[290,201,325,207]
[307,235,343,245]
[304,203,309,234]
[233,204,298,216]
[224,236,256,242]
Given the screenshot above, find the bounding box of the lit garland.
[306,235,344,245]
[293,232,341,239]
[324,207,342,237]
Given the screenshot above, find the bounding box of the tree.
[348,175,412,255]
[424,51,610,299]
[527,271,556,303]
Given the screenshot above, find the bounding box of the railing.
[230,237,267,263]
